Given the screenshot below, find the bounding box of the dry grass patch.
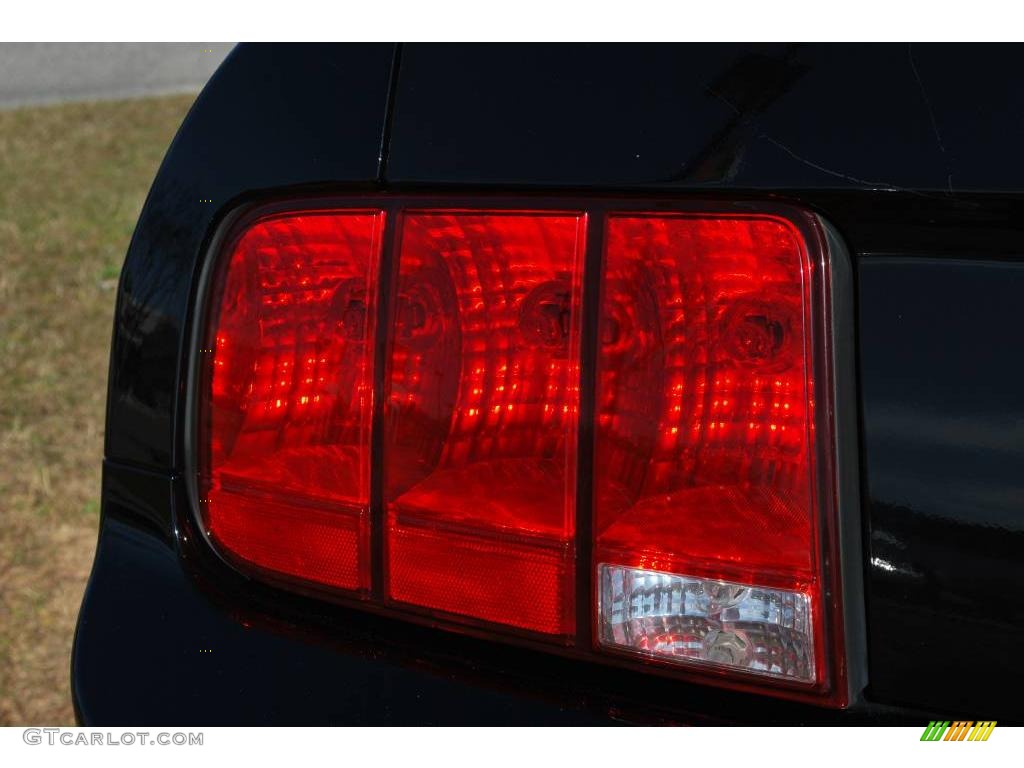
[0,94,194,724]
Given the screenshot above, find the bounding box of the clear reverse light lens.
[598,564,815,683]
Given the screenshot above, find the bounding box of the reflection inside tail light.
[384,212,587,635]
[594,214,822,682]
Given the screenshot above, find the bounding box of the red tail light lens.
[594,215,822,682]
[195,200,846,705]
[199,210,384,591]
[384,212,587,635]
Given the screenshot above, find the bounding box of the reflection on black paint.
[860,258,1024,718]
[387,44,1024,191]
[670,44,809,183]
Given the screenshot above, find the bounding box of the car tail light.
[194,199,850,705]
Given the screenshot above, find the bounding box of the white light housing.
[598,564,815,682]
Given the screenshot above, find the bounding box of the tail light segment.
[199,211,383,591]
[385,213,586,635]
[595,215,823,684]
[194,198,850,705]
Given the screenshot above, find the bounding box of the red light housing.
[384,212,586,636]
[594,215,826,685]
[199,210,384,592]
[194,199,849,706]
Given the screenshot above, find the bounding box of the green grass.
[0,94,195,724]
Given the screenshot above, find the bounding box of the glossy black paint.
[859,258,1024,716]
[77,43,1024,724]
[388,44,1024,193]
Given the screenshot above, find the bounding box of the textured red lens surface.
[594,214,829,687]
[384,212,587,635]
[199,210,384,591]
[595,215,818,587]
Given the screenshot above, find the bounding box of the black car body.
[73,43,1024,724]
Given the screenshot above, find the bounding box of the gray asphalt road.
[0,43,235,109]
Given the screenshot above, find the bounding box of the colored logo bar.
[920,721,997,741]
